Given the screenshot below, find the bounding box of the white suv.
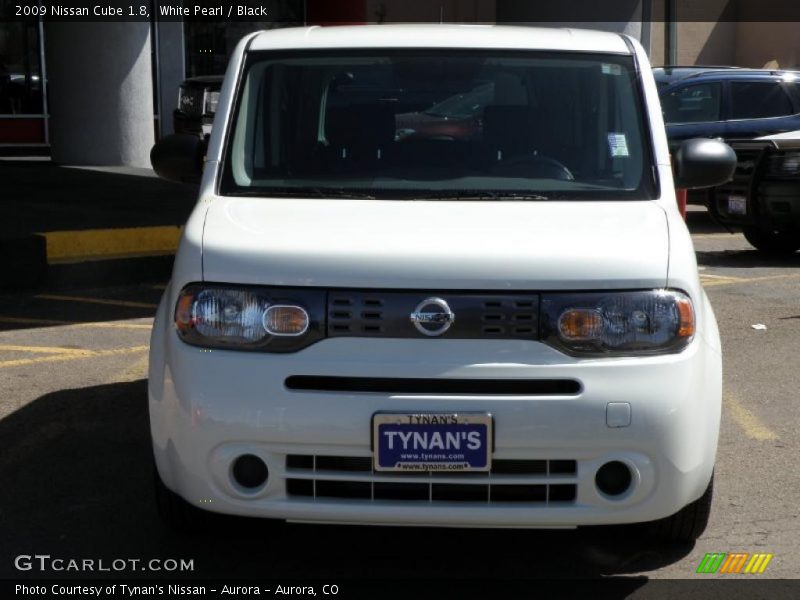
[149,25,735,542]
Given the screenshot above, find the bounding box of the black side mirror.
[150,134,206,185]
[673,138,736,190]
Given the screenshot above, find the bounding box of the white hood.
[201,197,669,290]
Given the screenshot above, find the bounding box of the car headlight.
[767,151,800,177]
[541,289,695,356]
[203,90,220,115]
[174,284,324,352]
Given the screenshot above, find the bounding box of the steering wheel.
[490,154,574,181]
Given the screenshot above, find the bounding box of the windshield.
[221,50,655,200]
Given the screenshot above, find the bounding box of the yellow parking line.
[700,273,745,287]
[702,273,800,288]
[0,316,152,329]
[35,294,158,309]
[105,352,150,385]
[700,273,745,281]
[0,317,153,333]
[72,322,153,330]
[692,233,739,239]
[0,344,93,356]
[0,345,148,369]
[0,316,73,326]
[724,393,778,441]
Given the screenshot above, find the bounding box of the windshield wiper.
[308,188,377,200]
[422,191,551,201]
[229,187,376,199]
[492,193,551,201]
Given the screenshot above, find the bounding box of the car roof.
[660,68,800,88]
[652,66,741,83]
[248,24,631,54]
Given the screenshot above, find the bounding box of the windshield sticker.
[602,63,622,76]
[608,133,630,157]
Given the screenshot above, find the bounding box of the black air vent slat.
[285,376,580,395]
[326,292,540,340]
[285,455,579,505]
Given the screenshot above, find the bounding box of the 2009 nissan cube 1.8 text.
[149,25,736,542]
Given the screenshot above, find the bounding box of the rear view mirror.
[150,134,206,185]
[673,138,736,190]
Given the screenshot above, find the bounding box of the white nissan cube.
[149,25,736,542]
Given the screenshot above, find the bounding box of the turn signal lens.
[676,296,695,338]
[263,305,309,336]
[175,293,195,333]
[558,309,603,341]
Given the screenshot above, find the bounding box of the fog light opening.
[595,461,633,497]
[232,454,269,489]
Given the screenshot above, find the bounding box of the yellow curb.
[41,226,182,264]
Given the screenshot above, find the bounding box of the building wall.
[735,22,800,69]
[649,0,737,67]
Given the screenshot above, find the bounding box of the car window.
[730,82,795,119]
[223,50,654,200]
[661,83,722,124]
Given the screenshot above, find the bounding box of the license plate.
[372,413,492,472]
[728,195,747,215]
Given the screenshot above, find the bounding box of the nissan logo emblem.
[410,297,455,337]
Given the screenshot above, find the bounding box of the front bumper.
[148,291,721,528]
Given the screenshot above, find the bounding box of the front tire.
[742,226,800,255]
[647,473,714,543]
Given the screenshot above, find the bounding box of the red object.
[0,118,46,144]
[306,0,368,25]
[676,188,688,220]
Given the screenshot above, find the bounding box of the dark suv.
[173,76,223,137]
[659,69,800,149]
[710,135,800,254]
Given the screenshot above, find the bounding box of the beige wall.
[650,0,800,69]
[735,23,800,68]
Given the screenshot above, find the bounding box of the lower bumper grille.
[285,455,577,504]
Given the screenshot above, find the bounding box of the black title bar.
[6,0,800,23]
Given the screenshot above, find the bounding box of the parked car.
[710,130,800,254]
[149,25,735,542]
[173,75,223,136]
[659,68,800,149]
[394,82,493,141]
[652,65,742,91]
[659,68,800,205]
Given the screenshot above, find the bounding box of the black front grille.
[285,455,577,504]
[327,292,540,340]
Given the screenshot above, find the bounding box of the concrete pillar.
[45,22,154,167]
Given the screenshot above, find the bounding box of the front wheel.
[742,226,800,255]
[646,473,713,543]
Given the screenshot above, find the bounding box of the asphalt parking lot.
[0,217,798,587]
